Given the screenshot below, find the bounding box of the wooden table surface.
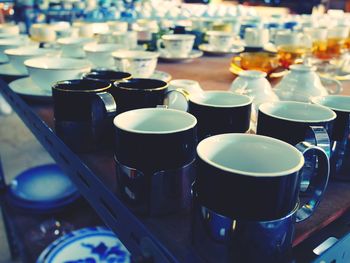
[157,55,350,246]
[20,54,350,261]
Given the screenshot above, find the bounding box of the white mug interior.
[114,108,197,134]
[197,133,304,177]
[190,91,252,108]
[259,101,336,123]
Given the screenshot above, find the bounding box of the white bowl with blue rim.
[36,227,130,263]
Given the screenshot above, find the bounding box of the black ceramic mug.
[257,101,336,151]
[52,79,116,152]
[312,95,350,180]
[188,91,252,140]
[113,78,188,114]
[113,108,197,215]
[195,133,329,221]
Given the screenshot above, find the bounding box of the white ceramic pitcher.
[274,64,342,102]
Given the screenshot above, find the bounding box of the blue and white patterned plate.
[37,227,130,263]
[8,164,79,213]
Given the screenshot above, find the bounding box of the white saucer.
[159,50,203,62]
[9,77,52,101]
[151,70,172,82]
[0,63,27,76]
[199,44,244,56]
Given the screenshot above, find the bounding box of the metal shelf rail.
[0,78,178,263]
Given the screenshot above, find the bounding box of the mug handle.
[294,131,330,222]
[320,76,343,95]
[299,126,330,193]
[96,92,117,117]
[157,39,165,52]
[163,88,190,112]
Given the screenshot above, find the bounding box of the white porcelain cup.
[327,26,350,39]
[112,51,159,78]
[108,21,128,32]
[112,31,138,50]
[275,31,311,47]
[29,24,57,42]
[57,37,97,58]
[303,27,327,41]
[244,28,269,47]
[0,24,20,35]
[157,34,195,57]
[0,37,37,63]
[206,31,235,50]
[5,47,59,74]
[169,79,203,96]
[24,57,91,90]
[84,43,123,68]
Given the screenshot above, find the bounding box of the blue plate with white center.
[36,227,130,263]
[8,164,79,211]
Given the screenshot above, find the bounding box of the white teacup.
[29,24,57,42]
[169,79,203,96]
[24,57,91,90]
[327,26,349,39]
[275,31,311,47]
[112,50,159,78]
[157,34,195,57]
[244,28,269,47]
[112,31,138,50]
[57,37,97,58]
[107,21,128,32]
[5,47,59,74]
[0,37,37,62]
[84,43,123,68]
[75,23,94,38]
[303,27,327,41]
[0,24,19,35]
[206,31,235,51]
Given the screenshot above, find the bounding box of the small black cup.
[52,79,116,152]
[196,133,329,221]
[113,78,187,114]
[312,95,350,180]
[82,69,132,83]
[188,91,252,140]
[113,108,197,215]
[257,101,336,148]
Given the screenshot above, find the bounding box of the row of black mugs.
[52,69,349,222]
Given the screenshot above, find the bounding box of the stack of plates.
[37,227,130,263]
[7,164,79,213]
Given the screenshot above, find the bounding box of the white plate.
[159,50,203,62]
[151,70,172,82]
[9,77,52,101]
[0,63,27,76]
[199,44,244,56]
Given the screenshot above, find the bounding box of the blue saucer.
[37,227,130,263]
[7,164,79,212]
[9,164,77,202]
